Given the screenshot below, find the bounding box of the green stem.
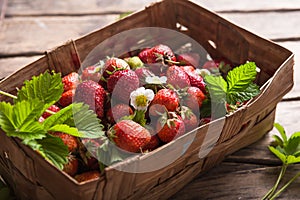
[262,164,287,200]
[0,90,17,99]
[132,110,146,126]
[269,171,300,200]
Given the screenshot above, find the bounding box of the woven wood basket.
[0,0,294,199]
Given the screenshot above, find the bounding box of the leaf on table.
[274,123,288,143]
[269,146,286,163]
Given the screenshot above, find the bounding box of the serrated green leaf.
[227,62,257,93]
[274,123,288,143]
[272,135,284,147]
[73,103,105,139]
[285,136,300,156]
[43,104,75,130]
[290,131,300,139]
[0,102,15,132]
[0,100,46,140]
[16,71,63,105]
[36,134,69,170]
[48,124,83,137]
[287,155,300,164]
[269,146,286,163]
[204,75,227,102]
[226,83,260,104]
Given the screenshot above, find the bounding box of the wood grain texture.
[5,0,155,16]
[0,15,117,56]
[171,163,300,200]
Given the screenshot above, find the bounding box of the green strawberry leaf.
[48,124,83,137]
[226,83,260,105]
[272,135,284,147]
[16,71,63,105]
[269,146,286,163]
[284,136,300,156]
[290,131,300,139]
[0,100,46,140]
[227,62,257,93]
[73,103,105,139]
[204,75,227,103]
[286,155,300,164]
[274,123,288,143]
[33,134,69,170]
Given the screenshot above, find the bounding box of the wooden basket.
[0,0,294,199]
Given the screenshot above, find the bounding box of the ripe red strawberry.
[185,71,206,94]
[180,65,195,74]
[199,117,211,125]
[42,104,60,119]
[51,132,79,153]
[139,44,176,65]
[183,86,206,112]
[156,112,185,143]
[138,48,156,64]
[59,89,75,107]
[166,65,191,89]
[149,88,179,116]
[74,80,106,118]
[107,69,139,103]
[63,156,79,176]
[177,52,200,68]
[62,72,79,92]
[86,156,99,171]
[75,170,101,183]
[103,57,130,79]
[106,103,134,124]
[180,106,199,132]
[108,120,151,153]
[142,135,160,151]
[202,59,232,75]
[81,65,102,83]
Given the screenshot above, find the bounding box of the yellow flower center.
[135,95,148,107]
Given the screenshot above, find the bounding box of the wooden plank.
[0,0,7,21]
[278,42,300,99]
[171,163,300,199]
[5,0,154,16]
[0,56,42,79]
[192,0,300,12]
[0,15,117,56]
[218,12,300,40]
[6,0,300,16]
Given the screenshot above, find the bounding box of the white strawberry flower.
[130,87,154,111]
[195,68,211,77]
[145,75,167,85]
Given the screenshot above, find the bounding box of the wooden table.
[0,0,300,199]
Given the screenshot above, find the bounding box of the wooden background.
[0,0,300,199]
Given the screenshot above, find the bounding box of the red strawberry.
[103,57,130,79]
[81,65,102,83]
[134,67,155,86]
[183,87,206,112]
[74,80,106,118]
[166,65,191,89]
[86,156,99,171]
[106,103,134,124]
[149,89,180,116]
[156,112,185,143]
[63,156,79,176]
[75,170,101,183]
[59,89,75,107]
[202,59,232,75]
[152,44,177,64]
[107,69,139,103]
[138,48,156,64]
[62,72,79,92]
[180,106,199,132]
[199,117,211,125]
[177,53,200,68]
[51,132,79,153]
[42,104,60,119]
[142,135,160,151]
[108,120,151,153]
[185,71,206,94]
[180,65,195,74]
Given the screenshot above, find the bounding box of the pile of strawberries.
[49,44,230,182]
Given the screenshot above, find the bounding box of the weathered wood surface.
[0,0,300,199]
